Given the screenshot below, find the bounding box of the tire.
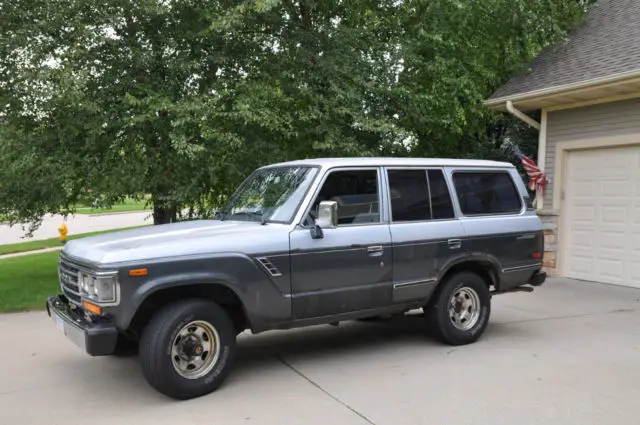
[139,299,237,400]
[425,271,491,346]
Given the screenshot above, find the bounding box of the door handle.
[448,239,462,249]
[367,245,384,256]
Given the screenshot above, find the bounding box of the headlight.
[78,271,118,303]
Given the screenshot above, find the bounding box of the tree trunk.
[152,197,177,225]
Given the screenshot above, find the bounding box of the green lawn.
[0,251,60,312]
[73,197,151,214]
[0,225,150,256]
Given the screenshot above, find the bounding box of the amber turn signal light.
[83,300,103,315]
[128,268,148,277]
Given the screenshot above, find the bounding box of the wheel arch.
[124,281,251,338]
[437,255,501,290]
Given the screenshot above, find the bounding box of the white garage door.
[563,144,640,287]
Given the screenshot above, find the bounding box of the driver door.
[289,167,393,320]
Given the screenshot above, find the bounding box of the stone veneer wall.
[537,210,558,275]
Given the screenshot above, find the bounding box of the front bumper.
[46,295,118,356]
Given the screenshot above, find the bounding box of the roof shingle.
[488,0,640,101]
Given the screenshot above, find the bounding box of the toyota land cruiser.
[46,157,546,399]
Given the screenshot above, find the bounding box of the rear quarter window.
[452,171,522,215]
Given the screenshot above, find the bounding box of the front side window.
[453,171,522,215]
[310,169,380,226]
[221,166,318,223]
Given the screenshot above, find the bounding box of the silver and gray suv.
[46,157,546,399]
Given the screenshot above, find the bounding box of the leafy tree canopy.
[0,0,590,232]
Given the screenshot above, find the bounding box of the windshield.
[219,166,318,223]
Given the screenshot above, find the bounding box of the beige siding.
[544,98,640,208]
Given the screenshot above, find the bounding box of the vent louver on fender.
[256,257,282,277]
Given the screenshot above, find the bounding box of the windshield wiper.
[226,211,267,225]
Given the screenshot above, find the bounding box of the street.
[2,278,640,425]
[0,212,152,245]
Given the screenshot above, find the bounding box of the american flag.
[511,144,548,194]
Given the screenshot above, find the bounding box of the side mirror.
[310,200,337,239]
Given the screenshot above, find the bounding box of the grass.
[0,225,150,256]
[73,197,151,214]
[0,251,61,312]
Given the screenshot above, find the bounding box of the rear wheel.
[139,299,237,400]
[425,271,491,345]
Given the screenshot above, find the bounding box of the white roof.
[264,157,514,169]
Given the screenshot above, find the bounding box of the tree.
[391,0,589,159]
[0,0,589,234]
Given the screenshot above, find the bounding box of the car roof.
[262,157,514,169]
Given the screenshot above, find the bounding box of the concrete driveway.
[2,278,640,425]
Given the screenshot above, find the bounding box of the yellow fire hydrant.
[58,223,68,244]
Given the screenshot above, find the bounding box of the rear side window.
[427,170,455,219]
[453,172,522,215]
[387,168,456,222]
[388,170,431,221]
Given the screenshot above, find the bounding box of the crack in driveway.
[277,356,376,425]
[498,308,640,325]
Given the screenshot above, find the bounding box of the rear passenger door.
[450,169,543,287]
[386,168,466,303]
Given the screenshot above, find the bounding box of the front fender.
[112,253,292,332]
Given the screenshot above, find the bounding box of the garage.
[562,145,640,287]
[485,1,640,285]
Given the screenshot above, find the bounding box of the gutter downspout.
[505,101,545,209]
[506,101,541,130]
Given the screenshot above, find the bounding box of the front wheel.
[139,299,237,400]
[425,271,491,346]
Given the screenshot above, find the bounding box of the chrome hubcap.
[171,320,220,379]
[448,287,481,331]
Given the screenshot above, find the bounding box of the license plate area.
[54,313,65,333]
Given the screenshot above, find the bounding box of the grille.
[58,257,82,305]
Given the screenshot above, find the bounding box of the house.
[485,0,640,288]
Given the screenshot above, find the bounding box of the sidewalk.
[0,211,152,245]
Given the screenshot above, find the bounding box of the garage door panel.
[563,144,640,288]
[632,264,640,281]
[633,233,640,251]
[601,206,628,224]
[566,254,594,277]
[571,182,598,197]
[598,149,635,168]
[568,230,594,248]
[598,232,626,250]
[598,258,625,281]
[602,181,628,197]
[571,205,597,222]
[633,206,640,224]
